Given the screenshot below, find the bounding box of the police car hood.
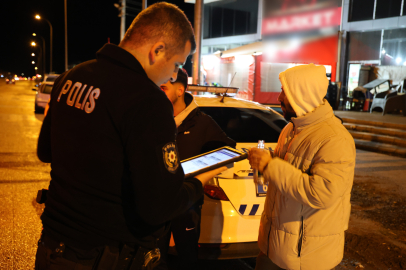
[279,64,328,117]
[174,92,198,127]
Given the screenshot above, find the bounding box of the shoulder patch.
[162,142,179,174]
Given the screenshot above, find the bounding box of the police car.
[170,86,287,259]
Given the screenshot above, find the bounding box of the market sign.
[262,7,341,35]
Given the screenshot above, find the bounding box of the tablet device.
[181,146,247,178]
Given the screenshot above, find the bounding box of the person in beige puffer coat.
[248,64,356,270]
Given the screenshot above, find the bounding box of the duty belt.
[39,234,161,270]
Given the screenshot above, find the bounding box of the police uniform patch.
[162,142,179,173]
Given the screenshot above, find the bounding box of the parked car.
[43,74,60,83]
[169,89,287,259]
[33,74,60,113]
[33,81,53,113]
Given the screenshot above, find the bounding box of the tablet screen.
[181,148,241,176]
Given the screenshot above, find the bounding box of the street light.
[35,14,53,73]
[32,33,46,77]
[31,41,45,78]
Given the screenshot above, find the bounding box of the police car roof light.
[187,85,239,94]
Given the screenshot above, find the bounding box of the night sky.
[0,0,195,77]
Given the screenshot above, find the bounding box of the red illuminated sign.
[262,7,341,35]
[221,57,235,64]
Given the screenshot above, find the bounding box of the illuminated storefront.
[200,0,342,104]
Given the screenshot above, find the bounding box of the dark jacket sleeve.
[201,113,236,153]
[123,96,203,226]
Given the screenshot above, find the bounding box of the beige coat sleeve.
[263,135,356,209]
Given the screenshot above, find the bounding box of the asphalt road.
[0,80,49,269]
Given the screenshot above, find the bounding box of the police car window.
[274,119,288,130]
[42,85,53,94]
[46,77,58,82]
[199,107,287,143]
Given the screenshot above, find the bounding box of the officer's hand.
[195,166,227,186]
[248,147,272,173]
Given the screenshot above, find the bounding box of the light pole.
[64,0,68,71]
[33,33,46,77]
[35,15,53,74]
[31,42,42,76]
[114,0,127,41]
[192,0,203,85]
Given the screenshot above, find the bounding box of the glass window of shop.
[375,0,403,19]
[348,31,382,61]
[203,0,259,39]
[346,31,381,97]
[349,0,403,21]
[349,0,374,21]
[381,29,406,65]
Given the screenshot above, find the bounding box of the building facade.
[339,0,406,97]
[199,0,343,104]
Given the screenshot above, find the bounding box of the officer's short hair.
[121,2,196,59]
[172,68,188,93]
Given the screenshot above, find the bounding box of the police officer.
[158,69,236,269]
[35,3,225,270]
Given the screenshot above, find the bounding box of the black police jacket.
[37,44,203,250]
[176,95,236,160]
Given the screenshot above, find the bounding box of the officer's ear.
[177,85,185,97]
[149,42,166,65]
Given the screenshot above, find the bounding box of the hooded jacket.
[258,64,356,270]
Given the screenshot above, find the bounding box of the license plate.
[256,183,268,197]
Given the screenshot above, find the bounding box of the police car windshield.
[199,107,287,143]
